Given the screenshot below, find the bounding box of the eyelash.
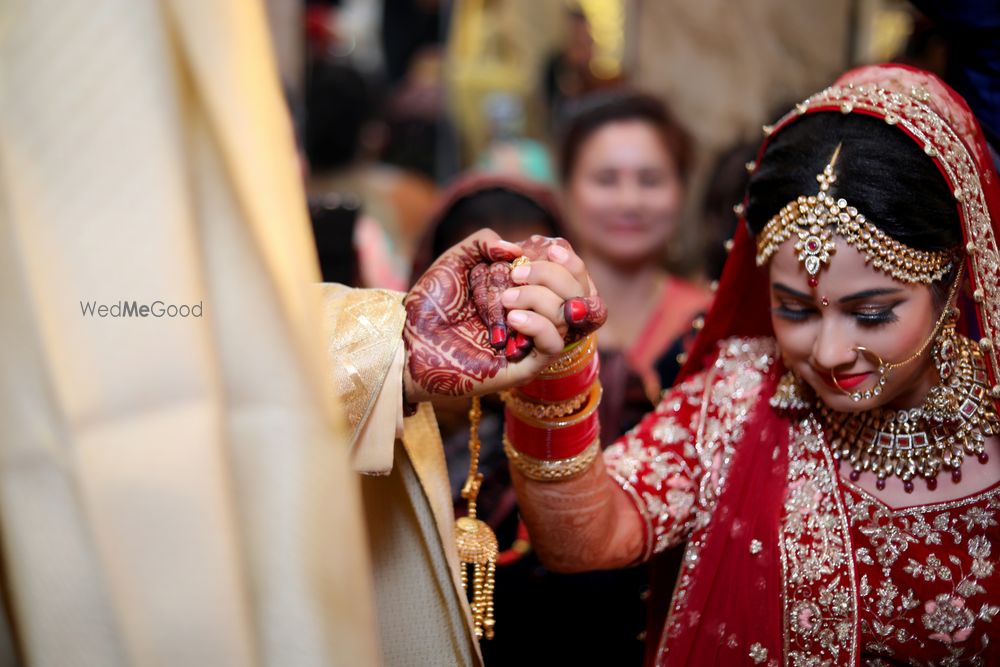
[773,304,900,327]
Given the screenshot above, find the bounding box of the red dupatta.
[657,64,1000,666]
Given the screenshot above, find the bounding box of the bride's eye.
[854,304,900,327]
[773,303,815,321]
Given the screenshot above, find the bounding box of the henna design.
[505,331,533,362]
[475,235,609,357]
[518,234,572,259]
[511,456,645,571]
[494,236,577,360]
[405,237,519,396]
[471,262,513,349]
[563,296,608,341]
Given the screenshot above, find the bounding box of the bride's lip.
[820,371,872,390]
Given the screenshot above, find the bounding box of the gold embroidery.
[603,337,775,663]
[780,417,859,666]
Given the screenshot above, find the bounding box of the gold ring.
[511,256,530,269]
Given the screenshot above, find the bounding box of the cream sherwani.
[0,0,478,665]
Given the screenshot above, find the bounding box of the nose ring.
[830,346,888,402]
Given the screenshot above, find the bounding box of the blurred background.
[278,0,950,291]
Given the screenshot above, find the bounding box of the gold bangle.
[541,334,597,378]
[504,382,602,429]
[499,385,594,420]
[503,436,601,482]
[559,336,586,355]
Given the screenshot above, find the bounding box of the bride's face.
[769,235,943,412]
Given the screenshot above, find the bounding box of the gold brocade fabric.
[316,285,484,665]
[0,1,382,664]
[361,406,483,667]
[319,283,406,442]
[1,2,484,664]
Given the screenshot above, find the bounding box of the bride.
[498,64,1000,665]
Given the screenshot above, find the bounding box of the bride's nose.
[811,317,858,372]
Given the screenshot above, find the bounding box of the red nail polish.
[515,332,531,350]
[565,298,588,325]
[490,324,507,348]
[505,335,518,358]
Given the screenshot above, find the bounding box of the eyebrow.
[772,282,904,303]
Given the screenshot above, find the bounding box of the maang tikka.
[756,143,954,287]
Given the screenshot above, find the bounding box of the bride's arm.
[505,348,728,572]
[511,453,647,572]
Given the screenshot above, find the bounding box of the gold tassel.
[454,396,498,640]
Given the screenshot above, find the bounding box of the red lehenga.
[600,64,1000,666]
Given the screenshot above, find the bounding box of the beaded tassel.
[454,397,498,639]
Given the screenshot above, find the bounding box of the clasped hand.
[403,229,606,402]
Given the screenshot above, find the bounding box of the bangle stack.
[501,333,602,482]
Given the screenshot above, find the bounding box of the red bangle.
[504,400,601,461]
[518,353,599,402]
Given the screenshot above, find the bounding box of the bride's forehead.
[768,236,909,290]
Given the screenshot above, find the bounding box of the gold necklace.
[817,331,997,492]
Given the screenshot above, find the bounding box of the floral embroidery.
[922,593,975,644]
[845,483,1000,665]
[604,336,773,559]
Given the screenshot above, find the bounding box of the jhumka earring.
[922,305,997,466]
[454,396,498,640]
[771,370,812,411]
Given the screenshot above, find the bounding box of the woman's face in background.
[563,120,683,267]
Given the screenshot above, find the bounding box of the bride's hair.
[744,112,962,254]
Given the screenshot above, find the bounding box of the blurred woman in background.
[557,89,712,447]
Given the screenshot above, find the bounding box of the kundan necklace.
[818,329,997,492]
